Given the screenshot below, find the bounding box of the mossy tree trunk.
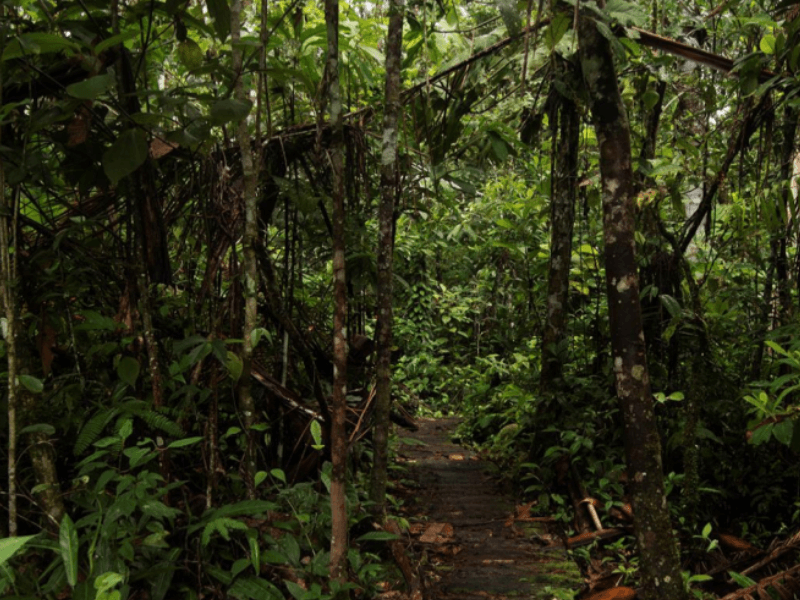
[540,58,579,391]
[231,0,261,499]
[578,13,687,600]
[324,0,350,587]
[369,0,404,514]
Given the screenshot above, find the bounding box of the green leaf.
[59,514,79,588]
[729,570,757,588]
[117,356,140,387]
[310,420,324,450]
[95,571,124,594]
[95,31,140,55]
[19,423,56,436]
[659,294,682,318]
[496,0,520,37]
[167,436,203,449]
[750,423,773,446]
[226,351,243,381]
[66,74,115,100]
[270,468,286,483]
[209,99,253,124]
[177,39,204,70]
[603,0,647,26]
[103,129,148,184]
[701,522,712,538]
[2,33,79,61]
[19,374,44,394]
[0,535,37,567]
[356,531,401,542]
[773,419,793,446]
[205,0,231,42]
[760,34,776,54]
[228,577,283,600]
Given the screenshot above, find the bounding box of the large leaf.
[205,0,231,42]
[117,356,140,387]
[59,514,79,587]
[0,535,38,567]
[228,577,283,600]
[2,33,79,61]
[209,99,253,124]
[103,129,148,184]
[66,74,115,100]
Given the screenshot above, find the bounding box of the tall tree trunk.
[369,0,404,513]
[578,13,687,600]
[540,58,579,391]
[0,59,19,535]
[324,0,350,586]
[231,0,261,499]
[775,106,797,326]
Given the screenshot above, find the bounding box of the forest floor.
[388,417,582,600]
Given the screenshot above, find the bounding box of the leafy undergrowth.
[1,447,411,600]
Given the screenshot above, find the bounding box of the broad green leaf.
[773,419,793,446]
[95,571,124,594]
[603,0,647,26]
[59,514,79,587]
[270,468,286,483]
[225,351,243,381]
[210,99,253,124]
[760,34,776,54]
[177,39,204,70]
[19,423,55,436]
[749,423,773,446]
[659,294,682,318]
[2,33,79,61]
[0,535,37,567]
[66,74,115,100]
[167,436,203,449]
[117,356,140,387]
[228,576,283,600]
[95,31,140,54]
[310,420,324,450]
[19,374,44,393]
[728,570,757,588]
[496,0,520,37]
[205,0,231,42]
[103,129,148,184]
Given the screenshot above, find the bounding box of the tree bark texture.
[578,14,687,600]
[324,0,350,585]
[231,0,261,499]
[0,57,19,535]
[540,59,579,391]
[369,0,404,513]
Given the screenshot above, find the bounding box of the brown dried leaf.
[150,138,178,159]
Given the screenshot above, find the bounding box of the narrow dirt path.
[397,417,582,600]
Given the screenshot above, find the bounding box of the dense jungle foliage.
[3,0,800,598]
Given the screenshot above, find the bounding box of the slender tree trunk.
[369,0,404,513]
[540,58,579,391]
[324,0,350,586]
[0,59,19,536]
[776,106,797,326]
[578,13,687,600]
[231,0,261,500]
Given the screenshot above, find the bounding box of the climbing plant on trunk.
[578,11,687,600]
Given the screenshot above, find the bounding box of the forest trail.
[397,417,582,600]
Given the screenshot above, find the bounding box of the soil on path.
[396,416,582,600]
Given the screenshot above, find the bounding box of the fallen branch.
[719,562,800,600]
